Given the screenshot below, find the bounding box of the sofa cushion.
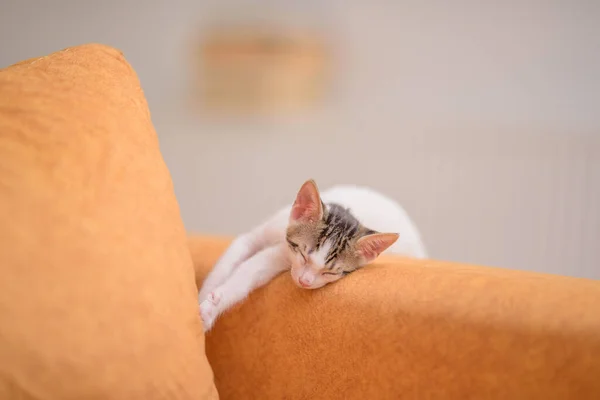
[0,44,217,400]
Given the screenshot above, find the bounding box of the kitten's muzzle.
[298,278,311,288]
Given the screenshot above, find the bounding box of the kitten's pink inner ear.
[290,180,323,222]
[356,233,399,263]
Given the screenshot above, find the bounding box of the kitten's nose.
[299,278,311,288]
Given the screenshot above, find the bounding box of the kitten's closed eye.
[287,238,307,262]
[286,238,298,250]
[322,271,341,276]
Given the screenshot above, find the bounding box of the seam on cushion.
[14,44,125,69]
[26,48,71,67]
[96,44,126,63]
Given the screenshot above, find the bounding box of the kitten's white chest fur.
[198,181,426,331]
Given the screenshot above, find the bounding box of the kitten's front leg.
[198,234,257,301]
[200,244,289,332]
[199,211,288,301]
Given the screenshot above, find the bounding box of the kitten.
[198,179,427,331]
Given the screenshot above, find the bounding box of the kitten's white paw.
[207,291,221,305]
[199,299,216,332]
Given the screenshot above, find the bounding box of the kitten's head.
[286,179,399,289]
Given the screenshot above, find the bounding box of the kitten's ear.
[355,233,399,264]
[290,179,323,223]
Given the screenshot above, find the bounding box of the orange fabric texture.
[0,45,217,399]
[190,236,600,399]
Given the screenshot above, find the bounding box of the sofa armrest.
[189,235,600,399]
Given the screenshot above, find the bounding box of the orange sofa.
[1,44,599,400]
[191,236,600,399]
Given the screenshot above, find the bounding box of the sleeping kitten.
[199,179,427,331]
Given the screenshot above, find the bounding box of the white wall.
[2,0,599,278]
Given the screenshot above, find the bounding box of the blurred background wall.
[1,0,599,279]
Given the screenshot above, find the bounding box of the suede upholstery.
[0,45,217,400]
[190,236,600,400]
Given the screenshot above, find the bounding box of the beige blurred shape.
[193,26,330,115]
